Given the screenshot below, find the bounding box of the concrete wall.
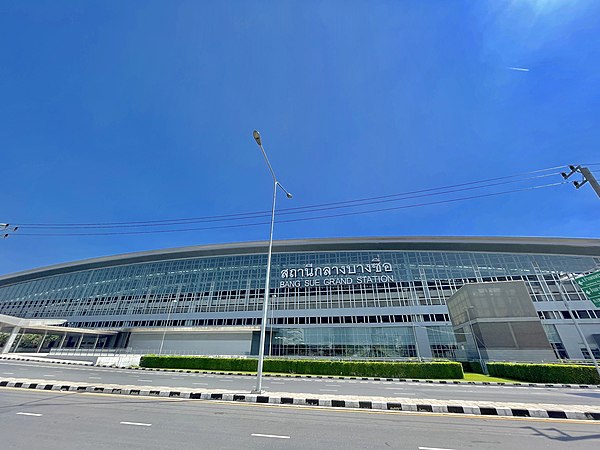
[127,331,253,356]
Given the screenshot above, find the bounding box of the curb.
[111,366,600,390]
[0,356,93,366]
[3,356,599,390]
[1,379,599,421]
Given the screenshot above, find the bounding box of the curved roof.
[1,236,599,287]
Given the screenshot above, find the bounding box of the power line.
[13,181,566,237]
[16,169,560,230]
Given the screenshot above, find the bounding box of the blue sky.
[1,0,599,275]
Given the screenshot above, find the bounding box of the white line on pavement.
[192,382,207,385]
[270,382,285,384]
[326,384,340,387]
[251,434,290,439]
[319,389,338,392]
[137,379,153,382]
[3,372,14,375]
[88,377,102,379]
[120,422,152,427]
[418,447,456,450]
[17,412,42,417]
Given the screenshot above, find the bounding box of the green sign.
[575,271,600,307]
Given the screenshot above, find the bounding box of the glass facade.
[1,241,599,359]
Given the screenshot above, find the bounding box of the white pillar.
[59,333,67,349]
[1,327,20,354]
[36,331,47,353]
[76,334,84,349]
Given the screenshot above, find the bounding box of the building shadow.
[522,426,600,442]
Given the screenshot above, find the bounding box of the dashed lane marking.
[120,421,152,427]
[17,412,42,417]
[418,447,456,450]
[251,433,290,439]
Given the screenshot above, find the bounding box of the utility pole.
[561,165,600,198]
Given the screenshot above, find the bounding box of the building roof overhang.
[1,236,599,287]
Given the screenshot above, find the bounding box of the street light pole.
[252,130,292,394]
[159,285,181,356]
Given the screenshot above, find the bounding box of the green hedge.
[487,362,600,385]
[139,355,463,379]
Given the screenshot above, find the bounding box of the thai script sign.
[279,256,395,288]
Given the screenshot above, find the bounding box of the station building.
[0,236,599,362]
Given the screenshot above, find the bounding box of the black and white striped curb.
[0,356,93,366]
[1,379,599,421]
[122,367,600,390]
[2,356,599,390]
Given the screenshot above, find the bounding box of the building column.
[76,334,84,349]
[93,334,99,350]
[14,329,26,352]
[1,327,20,354]
[36,331,47,353]
[58,333,67,349]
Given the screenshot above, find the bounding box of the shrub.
[487,362,600,385]
[140,356,463,379]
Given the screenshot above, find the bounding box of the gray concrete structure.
[447,281,557,362]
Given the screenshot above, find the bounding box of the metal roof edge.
[1,235,599,286]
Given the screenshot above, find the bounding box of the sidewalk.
[2,375,599,421]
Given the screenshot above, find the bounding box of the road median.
[2,376,599,422]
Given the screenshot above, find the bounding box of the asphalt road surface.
[1,360,599,406]
[0,388,599,450]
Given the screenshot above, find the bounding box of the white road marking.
[3,372,14,375]
[326,384,340,387]
[120,421,152,427]
[17,412,42,417]
[43,374,57,377]
[251,434,290,439]
[137,379,153,382]
[319,389,338,392]
[418,447,456,450]
[192,382,207,385]
[270,381,285,384]
[88,377,102,379]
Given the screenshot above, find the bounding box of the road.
[1,360,599,406]
[0,388,599,449]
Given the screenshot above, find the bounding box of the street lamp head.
[286,192,293,199]
[253,130,262,146]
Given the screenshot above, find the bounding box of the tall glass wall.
[0,249,599,358]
